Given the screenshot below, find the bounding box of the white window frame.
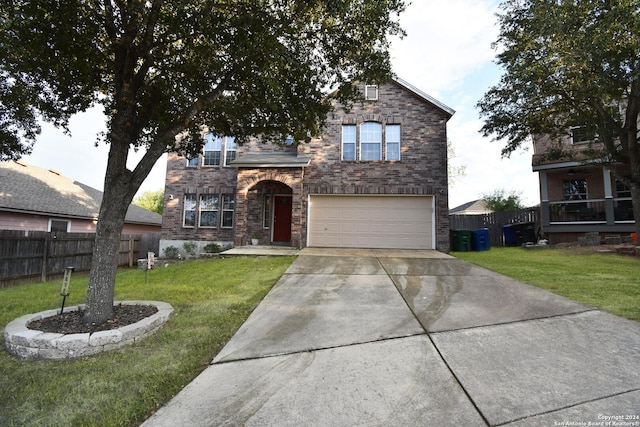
[263,194,272,229]
[385,124,401,161]
[570,126,594,144]
[183,194,197,227]
[203,134,222,166]
[48,218,70,232]
[341,125,357,161]
[224,137,237,166]
[359,122,382,161]
[364,85,378,101]
[198,195,219,228]
[186,156,199,167]
[221,194,235,228]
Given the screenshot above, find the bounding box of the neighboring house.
[0,160,162,234]
[449,199,492,215]
[161,78,455,252]
[532,128,635,244]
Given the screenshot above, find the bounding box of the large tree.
[478,0,640,235]
[1,0,406,325]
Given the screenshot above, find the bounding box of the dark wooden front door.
[273,195,292,242]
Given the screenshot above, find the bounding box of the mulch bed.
[28,305,158,334]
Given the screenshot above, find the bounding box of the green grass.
[0,256,295,427]
[453,247,640,321]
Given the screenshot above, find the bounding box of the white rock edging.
[3,301,173,360]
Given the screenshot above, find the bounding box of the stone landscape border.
[4,301,174,360]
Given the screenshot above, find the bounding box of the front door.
[273,195,292,242]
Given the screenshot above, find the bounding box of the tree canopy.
[482,188,525,212]
[0,0,406,324]
[478,0,640,236]
[478,0,640,159]
[133,189,165,215]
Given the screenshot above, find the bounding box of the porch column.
[539,171,550,227]
[603,167,615,225]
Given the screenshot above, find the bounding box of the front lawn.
[0,256,295,427]
[453,247,640,322]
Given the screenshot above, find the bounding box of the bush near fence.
[449,207,540,247]
[0,230,160,287]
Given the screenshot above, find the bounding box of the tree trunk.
[83,170,134,325]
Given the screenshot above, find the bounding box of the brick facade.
[161,80,453,253]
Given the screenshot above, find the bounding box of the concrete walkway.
[142,248,640,426]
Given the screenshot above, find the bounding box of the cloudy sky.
[23,0,540,209]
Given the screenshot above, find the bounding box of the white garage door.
[308,195,434,249]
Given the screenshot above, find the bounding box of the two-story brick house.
[160,78,455,253]
[532,128,636,244]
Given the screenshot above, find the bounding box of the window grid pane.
[386,124,401,160]
[360,122,381,160]
[221,194,235,228]
[342,125,356,160]
[183,194,196,227]
[203,134,222,166]
[224,137,237,165]
[199,195,219,227]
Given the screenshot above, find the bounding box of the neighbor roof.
[0,161,162,225]
[449,199,492,215]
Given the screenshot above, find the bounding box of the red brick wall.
[161,81,451,251]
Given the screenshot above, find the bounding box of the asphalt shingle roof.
[0,161,162,225]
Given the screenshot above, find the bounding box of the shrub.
[183,241,197,256]
[203,243,222,253]
[163,246,180,259]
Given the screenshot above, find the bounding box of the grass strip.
[0,256,295,426]
[453,247,640,322]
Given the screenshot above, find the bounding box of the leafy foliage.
[477,0,640,235]
[478,0,640,158]
[0,0,407,324]
[482,188,525,212]
[133,188,164,214]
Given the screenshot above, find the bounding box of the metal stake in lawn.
[60,266,75,314]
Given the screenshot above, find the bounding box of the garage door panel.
[309,196,433,249]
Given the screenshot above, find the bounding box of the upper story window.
[570,126,595,144]
[563,179,587,200]
[204,135,222,166]
[360,122,382,160]
[341,122,401,162]
[224,137,237,165]
[187,157,199,167]
[364,85,378,101]
[342,125,357,160]
[385,124,401,160]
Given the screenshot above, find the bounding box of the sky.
[23,0,540,210]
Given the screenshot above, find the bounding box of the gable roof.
[392,77,456,118]
[449,199,492,215]
[0,161,162,225]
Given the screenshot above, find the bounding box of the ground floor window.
[199,195,219,227]
[221,194,235,228]
[183,194,197,227]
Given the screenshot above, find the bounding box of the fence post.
[128,235,134,268]
[41,234,49,282]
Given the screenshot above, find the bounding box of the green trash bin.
[451,230,472,252]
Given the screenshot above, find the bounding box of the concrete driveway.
[142,248,640,426]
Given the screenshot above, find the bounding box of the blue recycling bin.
[472,228,490,251]
[503,224,518,246]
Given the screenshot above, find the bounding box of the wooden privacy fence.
[449,207,540,247]
[0,231,161,287]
